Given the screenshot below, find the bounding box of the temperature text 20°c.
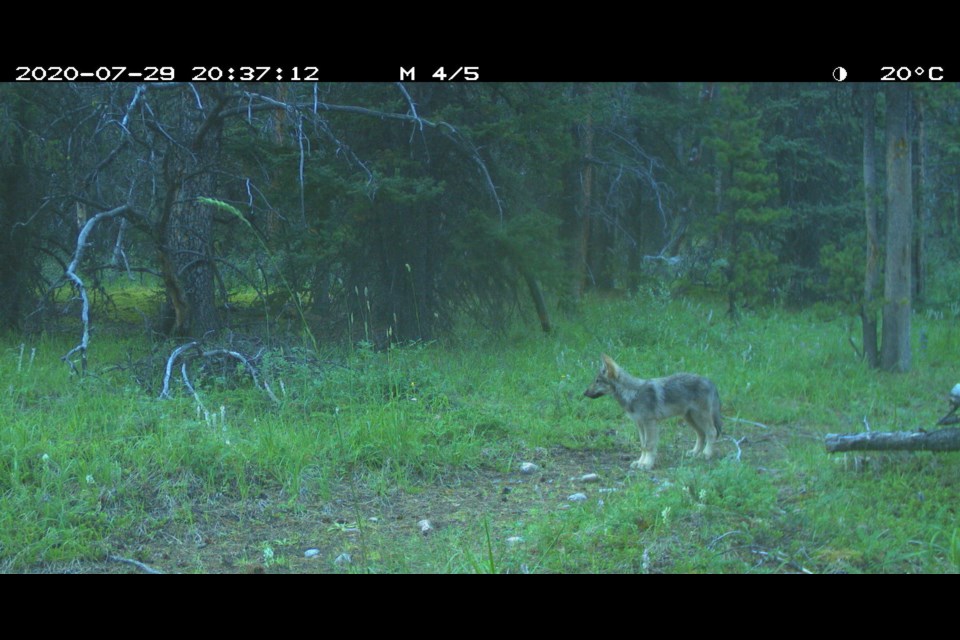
[880,66,944,81]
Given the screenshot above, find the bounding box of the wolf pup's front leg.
[629,421,659,470]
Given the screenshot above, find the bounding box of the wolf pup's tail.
[713,389,723,436]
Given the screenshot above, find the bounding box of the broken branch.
[159,342,279,405]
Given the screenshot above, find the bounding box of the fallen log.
[825,428,960,453]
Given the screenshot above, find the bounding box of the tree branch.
[229,91,504,219]
[108,554,165,574]
[160,341,201,398]
[60,204,133,375]
[160,342,279,405]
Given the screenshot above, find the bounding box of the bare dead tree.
[60,204,133,375]
[233,88,506,223]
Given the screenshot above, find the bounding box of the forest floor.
[37,433,792,575]
[4,291,960,573]
[57,445,639,574]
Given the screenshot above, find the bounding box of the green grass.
[2,289,959,572]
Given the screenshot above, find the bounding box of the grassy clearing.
[2,290,958,573]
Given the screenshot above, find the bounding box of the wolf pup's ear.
[601,354,618,378]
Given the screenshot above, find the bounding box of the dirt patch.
[38,443,654,573]
[31,428,779,573]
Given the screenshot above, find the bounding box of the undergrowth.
[2,290,958,573]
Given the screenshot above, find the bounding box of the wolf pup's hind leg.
[685,412,708,457]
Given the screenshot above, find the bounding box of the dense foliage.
[1,82,959,344]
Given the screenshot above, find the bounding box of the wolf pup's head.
[583,354,620,399]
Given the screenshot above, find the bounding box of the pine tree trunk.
[167,190,219,336]
[160,85,224,337]
[570,89,593,302]
[880,84,913,373]
[0,92,35,330]
[861,86,880,368]
[521,267,552,333]
[915,98,930,303]
[0,163,30,330]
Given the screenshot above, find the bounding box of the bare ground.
[25,427,790,574]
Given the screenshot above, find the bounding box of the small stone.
[520,462,539,474]
[334,553,352,566]
[505,536,524,546]
[417,519,434,534]
[579,473,599,483]
[567,493,588,502]
[304,548,321,558]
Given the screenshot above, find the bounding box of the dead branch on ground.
[824,428,960,453]
[160,342,279,408]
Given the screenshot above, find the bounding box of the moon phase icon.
[833,67,848,82]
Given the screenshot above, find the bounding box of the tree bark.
[914,97,930,302]
[0,163,30,330]
[825,428,960,453]
[160,85,225,337]
[520,267,552,333]
[880,84,913,373]
[861,86,881,368]
[570,86,593,302]
[0,89,37,331]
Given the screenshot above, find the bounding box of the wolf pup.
[584,354,722,470]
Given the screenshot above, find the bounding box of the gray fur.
[583,354,722,470]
